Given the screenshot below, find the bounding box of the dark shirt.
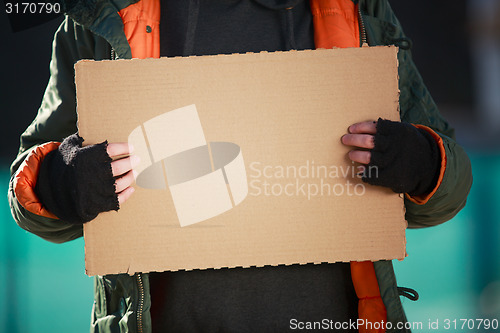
[160,0,315,57]
[152,1,358,331]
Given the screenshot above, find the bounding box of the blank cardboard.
[76,47,406,276]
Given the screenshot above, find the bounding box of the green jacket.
[8,0,472,332]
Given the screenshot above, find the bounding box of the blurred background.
[1,0,499,332]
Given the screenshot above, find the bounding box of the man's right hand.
[35,134,139,224]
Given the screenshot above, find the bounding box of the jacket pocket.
[91,275,133,333]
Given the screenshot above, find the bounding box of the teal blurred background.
[0,166,94,332]
[1,1,499,332]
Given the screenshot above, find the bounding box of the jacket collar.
[61,0,366,59]
[63,0,139,59]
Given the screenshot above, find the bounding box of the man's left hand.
[341,118,441,196]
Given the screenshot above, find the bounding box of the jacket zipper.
[136,273,145,333]
[357,5,368,46]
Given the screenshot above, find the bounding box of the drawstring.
[398,287,419,301]
[282,8,297,50]
[253,0,301,51]
[183,0,200,56]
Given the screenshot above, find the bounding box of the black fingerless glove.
[35,133,119,224]
[362,118,441,196]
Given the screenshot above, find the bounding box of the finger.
[348,121,377,134]
[114,170,135,193]
[118,187,135,205]
[107,142,134,158]
[348,150,371,165]
[341,134,375,149]
[111,155,140,177]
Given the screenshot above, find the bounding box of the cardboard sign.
[76,47,406,276]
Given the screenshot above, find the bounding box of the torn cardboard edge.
[116,249,409,275]
[78,46,407,277]
[89,248,409,276]
[75,46,400,68]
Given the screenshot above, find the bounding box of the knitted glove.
[362,119,441,196]
[35,133,119,224]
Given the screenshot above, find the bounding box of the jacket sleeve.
[399,58,473,227]
[362,0,473,228]
[404,133,472,228]
[8,17,100,243]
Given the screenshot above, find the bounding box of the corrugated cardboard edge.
[395,48,409,262]
[78,46,408,276]
[88,253,409,276]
